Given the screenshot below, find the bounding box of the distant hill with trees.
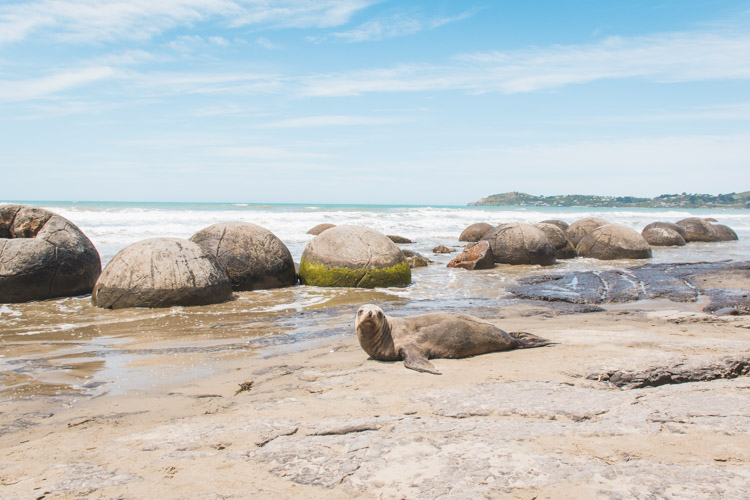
[468,191,750,208]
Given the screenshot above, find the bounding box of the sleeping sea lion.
[355,304,552,375]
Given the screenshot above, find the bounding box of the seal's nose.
[366,310,374,319]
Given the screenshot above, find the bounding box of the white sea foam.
[27,202,749,268]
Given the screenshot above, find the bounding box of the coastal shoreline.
[2,289,749,498]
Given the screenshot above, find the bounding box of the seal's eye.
[357,309,363,316]
[377,311,383,319]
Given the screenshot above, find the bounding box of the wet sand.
[2,280,750,498]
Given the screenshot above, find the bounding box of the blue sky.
[1,0,749,205]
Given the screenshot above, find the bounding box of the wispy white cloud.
[300,29,750,96]
[314,9,474,43]
[214,145,333,161]
[0,0,377,44]
[258,114,408,128]
[0,66,116,101]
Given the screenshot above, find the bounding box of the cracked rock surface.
[0,204,101,303]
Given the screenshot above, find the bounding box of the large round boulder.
[459,222,493,242]
[92,238,232,309]
[566,217,609,247]
[641,226,686,246]
[577,224,652,260]
[189,222,296,291]
[642,222,686,238]
[483,223,556,266]
[0,205,101,303]
[300,226,411,288]
[534,222,577,259]
[675,218,717,242]
[710,224,738,241]
[307,223,336,235]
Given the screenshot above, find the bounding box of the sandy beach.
[2,277,750,498]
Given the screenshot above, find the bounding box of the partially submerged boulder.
[642,222,686,237]
[92,238,232,309]
[566,217,609,247]
[388,235,413,244]
[0,204,101,303]
[402,249,431,268]
[300,226,411,288]
[483,223,556,266]
[189,222,296,291]
[711,224,738,241]
[447,240,494,270]
[577,224,652,260]
[307,223,336,236]
[458,223,493,242]
[534,222,577,259]
[675,218,717,242]
[642,226,686,246]
[432,245,453,254]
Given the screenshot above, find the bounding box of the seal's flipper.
[508,331,554,348]
[400,345,441,375]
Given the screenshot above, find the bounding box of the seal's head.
[356,304,386,335]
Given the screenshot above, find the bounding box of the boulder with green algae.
[300,226,411,288]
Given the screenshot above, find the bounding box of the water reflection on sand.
[1,238,747,399]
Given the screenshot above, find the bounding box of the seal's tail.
[508,331,555,349]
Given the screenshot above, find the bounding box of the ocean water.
[1,201,749,397]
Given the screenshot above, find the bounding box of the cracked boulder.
[676,217,719,242]
[566,217,609,247]
[0,204,101,303]
[577,223,652,260]
[483,222,556,266]
[447,240,494,270]
[299,225,411,288]
[189,221,296,291]
[642,226,686,246]
[535,222,577,259]
[92,237,232,309]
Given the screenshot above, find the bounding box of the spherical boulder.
[0,204,101,303]
[300,226,410,288]
[92,238,232,309]
[642,222,686,238]
[577,224,652,260]
[534,222,577,259]
[641,227,686,246]
[566,217,609,247]
[307,223,336,235]
[459,223,493,242]
[675,218,717,242]
[483,223,556,266]
[710,224,738,241]
[189,222,296,291]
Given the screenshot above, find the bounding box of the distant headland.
[468,192,750,209]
